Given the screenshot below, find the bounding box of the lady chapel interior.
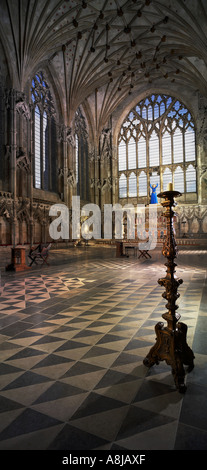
[0,0,207,452]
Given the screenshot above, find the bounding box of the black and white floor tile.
[0,246,207,450]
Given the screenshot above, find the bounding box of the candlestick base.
[143,321,194,393]
[143,189,194,392]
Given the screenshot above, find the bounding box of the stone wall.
[0,81,207,248]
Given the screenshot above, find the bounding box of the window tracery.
[118,94,196,200]
[31,72,56,191]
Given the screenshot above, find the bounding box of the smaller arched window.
[174,166,184,193]
[34,106,41,189]
[119,174,127,198]
[185,127,195,161]
[75,134,79,185]
[149,130,159,167]
[31,72,56,191]
[128,172,137,197]
[186,164,196,192]
[173,128,183,163]
[163,167,172,192]
[138,136,146,168]
[128,138,136,169]
[162,130,172,165]
[43,111,49,190]
[139,171,147,196]
[118,140,127,171]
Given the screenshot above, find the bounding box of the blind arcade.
[49,196,158,250]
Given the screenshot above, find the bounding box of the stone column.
[30,107,34,246]
[196,98,207,205]
[112,145,118,205]
[10,90,17,247]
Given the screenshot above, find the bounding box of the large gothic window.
[118,94,196,200]
[31,72,56,191]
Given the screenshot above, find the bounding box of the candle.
[167,183,173,191]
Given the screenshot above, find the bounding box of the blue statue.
[150,183,158,204]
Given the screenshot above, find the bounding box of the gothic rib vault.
[1,0,207,131]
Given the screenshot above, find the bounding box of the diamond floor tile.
[0,246,206,450]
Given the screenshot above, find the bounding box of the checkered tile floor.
[0,246,207,450]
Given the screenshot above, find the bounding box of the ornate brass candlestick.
[143,189,194,393]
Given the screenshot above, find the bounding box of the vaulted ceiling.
[1,0,207,129]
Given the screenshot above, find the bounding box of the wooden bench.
[28,243,51,266]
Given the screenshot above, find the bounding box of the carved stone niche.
[75,107,88,142]
[99,127,112,161]
[67,169,76,187]
[16,147,31,173]
[16,198,30,224]
[16,100,31,120]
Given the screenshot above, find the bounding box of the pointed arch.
[32,72,56,191]
[117,93,197,201]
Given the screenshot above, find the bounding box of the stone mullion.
[48,115,52,191]
[159,126,162,192]
[40,112,44,190]
[146,134,150,205]
[126,140,129,201]
[183,130,186,202]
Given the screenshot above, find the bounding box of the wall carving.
[99,127,112,161]
[0,82,207,246]
[176,204,207,236]
[16,148,31,173]
[58,125,75,147]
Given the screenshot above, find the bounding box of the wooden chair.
[28,243,51,266]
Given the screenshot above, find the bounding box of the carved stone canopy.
[16,147,31,173]
[16,100,31,120]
